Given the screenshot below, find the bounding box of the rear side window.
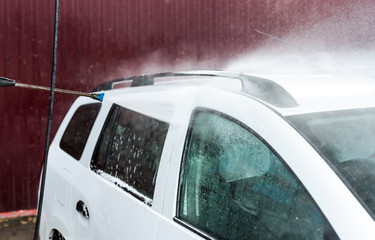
[91,104,169,203]
[60,103,101,160]
[177,110,338,240]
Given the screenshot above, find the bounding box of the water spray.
[0,76,104,102]
[254,29,375,80]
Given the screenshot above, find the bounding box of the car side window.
[91,104,169,203]
[60,103,101,160]
[178,110,338,240]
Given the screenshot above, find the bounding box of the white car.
[40,70,375,240]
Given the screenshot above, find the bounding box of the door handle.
[76,200,90,219]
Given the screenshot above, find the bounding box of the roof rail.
[92,70,298,108]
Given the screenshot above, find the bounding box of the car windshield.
[287,108,375,218]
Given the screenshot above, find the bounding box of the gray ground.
[0,215,36,240]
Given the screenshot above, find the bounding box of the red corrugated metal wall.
[0,0,372,211]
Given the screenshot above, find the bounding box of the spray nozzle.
[0,77,16,88]
[91,93,105,102]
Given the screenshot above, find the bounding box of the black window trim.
[173,217,214,240]
[91,104,120,170]
[175,107,337,239]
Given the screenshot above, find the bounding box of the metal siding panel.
[0,0,369,212]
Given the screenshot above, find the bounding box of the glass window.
[60,103,101,160]
[287,108,375,218]
[91,104,169,202]
[178,110,338,240]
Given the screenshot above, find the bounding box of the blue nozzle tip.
[92,93,104,102]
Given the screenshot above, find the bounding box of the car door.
[155,88,357,239]
[66,98,175,240]
[41,98,102,240]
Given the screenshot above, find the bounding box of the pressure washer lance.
[0,77,104,102]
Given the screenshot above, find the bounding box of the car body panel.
[40,71,375,239]
[158,87,375,239]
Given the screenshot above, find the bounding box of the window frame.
[59,102,102,160]
[174,107,334,239]
[90,103,170,205]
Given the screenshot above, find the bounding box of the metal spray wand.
[0,76,104,102]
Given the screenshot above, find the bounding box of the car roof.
[95,70,375,117]
[266,72,375,115]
